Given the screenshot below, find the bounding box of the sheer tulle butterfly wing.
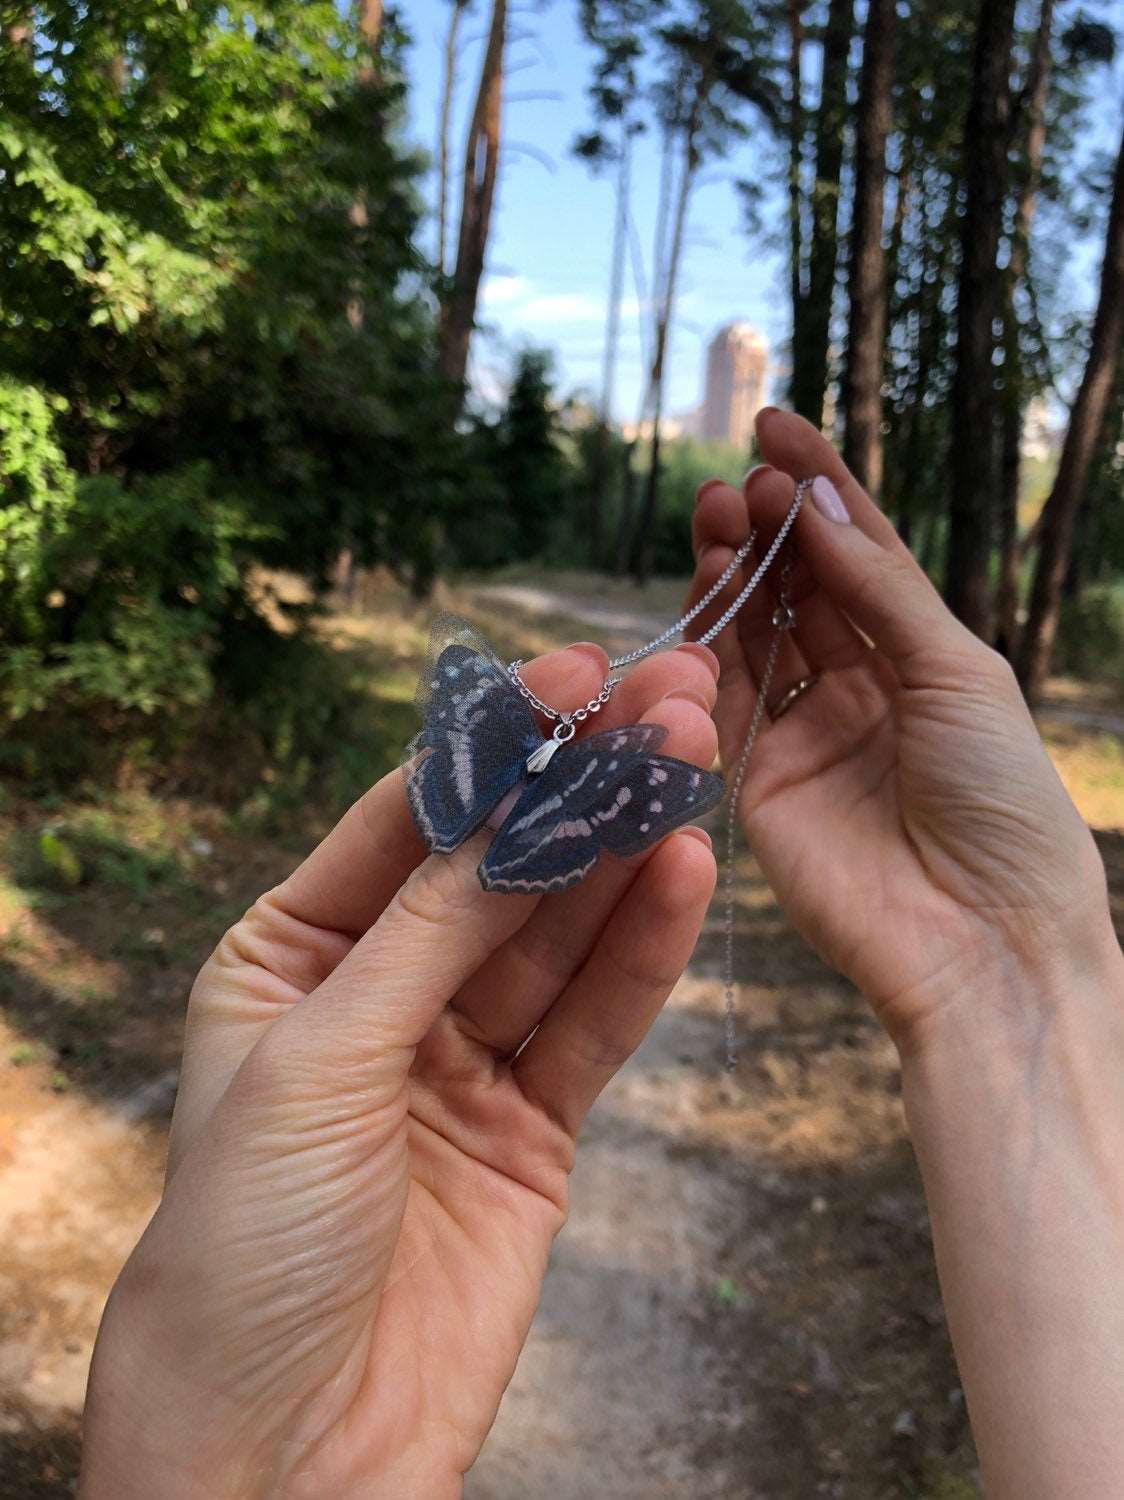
[405,615,542,855]
[479,724,724,894]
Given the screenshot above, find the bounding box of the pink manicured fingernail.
[677,826,713,849]
[675,642,720,680]
[811,474,850,524]
[743,463,774,487]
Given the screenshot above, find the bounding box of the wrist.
[889,906,1124,1071]
[897,915,1124,1154]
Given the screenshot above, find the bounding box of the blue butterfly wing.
[405,618,542,855]
[478,724,723,893]
[591,755,725,856]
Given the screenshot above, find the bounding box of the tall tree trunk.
[614,107,679,576]
[614,440,639,574]
[790,0,854,427]
[591,126,632,569]
[438,0,507,391]
[358,0,384,66]
[633,101,703,584]
[436,0,469,277]
[786,0,806,392]
[1016,120,1124,700]
[995,0,1054,654]
[346,0,388,330]
[841,0,895,497]
[944,0,1017,637]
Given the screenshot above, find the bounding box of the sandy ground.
[3,576,1121,1497]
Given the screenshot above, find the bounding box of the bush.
[2,462,264,726]
[0,378,75,638]
[1054,583,1124,683]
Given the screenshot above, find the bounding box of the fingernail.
[677,825,713,849]
[743,462,774,487]
[675,642,720,680]
[659,687,715,712]
[695,478,727,506]
[697,541,734,570]
[811,474,850,524]
[566,640,609,666]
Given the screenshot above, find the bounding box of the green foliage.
[448,349,579,570]
[1055,582,1124,683]
[4,464,261,725]
[0,3,469,784]
[647,436,745,574]
[36,830,84,889]
[0,379,75,637]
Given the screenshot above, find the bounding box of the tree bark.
[633,96,703,583]
[1016,120,1124,699]
[786,0,806,395]
[358,0,384,70]
[995,0,1054,654]
[944,0,1017,638]
[591,126,632,568]
[436,0,469,277]
[841,0,896,497]
[346,0,388,330]
[438,0,507,391]
[790,0,854,427]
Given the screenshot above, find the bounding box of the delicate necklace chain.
[507,481,807,720]
[608,480,807,670]
[506,480,807,1075]
[723,549,797,1071]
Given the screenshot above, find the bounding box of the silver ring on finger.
[768,672,820,721]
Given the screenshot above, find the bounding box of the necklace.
[504,480,808,1070]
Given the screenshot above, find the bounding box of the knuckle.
[975,643,1020,694]
[391,850,479,933]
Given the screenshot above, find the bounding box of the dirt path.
[463,587,979,1498]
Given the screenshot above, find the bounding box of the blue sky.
[399,1,1123,421]
[401,0,792,419]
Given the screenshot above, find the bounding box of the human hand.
[687,406,1118,1049]
[80,640,719,1500]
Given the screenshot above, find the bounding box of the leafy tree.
[1018,118,1124,698]
[629,0,783,582]
[438,0,508,391]
[446,349,574,568]
[575,0,653,567]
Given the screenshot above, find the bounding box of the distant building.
[701,323,769,448]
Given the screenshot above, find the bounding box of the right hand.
[686,406,1118,1050]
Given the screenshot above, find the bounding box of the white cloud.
[482,274,529,307]
[518,292,606,323]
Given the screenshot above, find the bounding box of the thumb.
[269,831,538,1079]
[795,474,992,689]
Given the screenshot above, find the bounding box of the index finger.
[755,406,910,556]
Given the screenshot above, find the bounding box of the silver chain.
[506,483,807,1075]
[506,664,620,725]
[607,479,807,670]
[507,479,808,717]
[723,549,797,1072]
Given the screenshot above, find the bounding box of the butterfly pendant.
[404,615,725,894]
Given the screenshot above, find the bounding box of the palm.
[687,414,1106,1041]
[716,645,1099,1036]
[338,1054,568,1480]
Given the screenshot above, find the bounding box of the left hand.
[80,639,719,1500]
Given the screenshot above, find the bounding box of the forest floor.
[2,570,1123,1499]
